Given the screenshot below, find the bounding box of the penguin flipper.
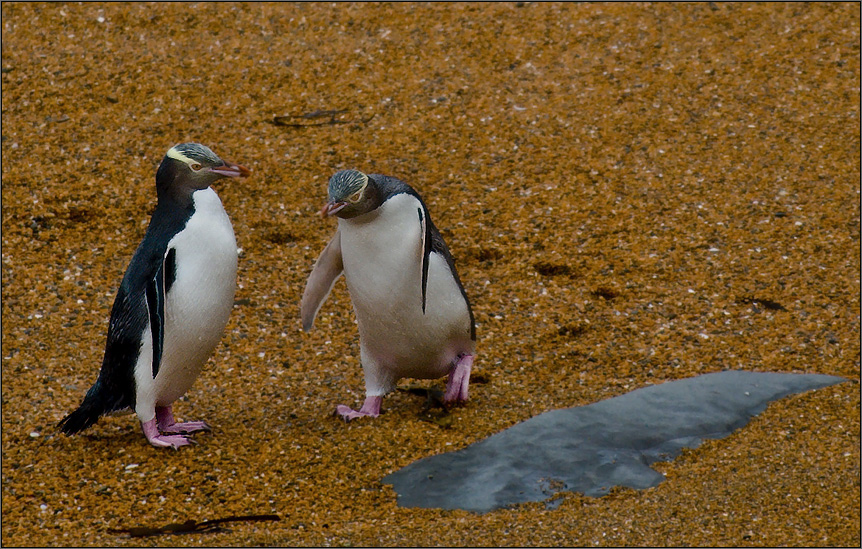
[301,230,344,331]
[418,205,431,314]
[145,248,174,378]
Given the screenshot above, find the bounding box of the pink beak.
[209,162,251,178]
[320,201,347,217]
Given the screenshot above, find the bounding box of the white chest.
[339,194,424,314]
[337,194,473,377]
[153,187,238,403]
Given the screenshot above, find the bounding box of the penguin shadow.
[397,373,490,429]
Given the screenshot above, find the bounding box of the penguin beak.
[320,201,347,217]
[208,162,252,178]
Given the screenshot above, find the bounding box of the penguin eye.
[348,190,363,203]
[190,163,202,172]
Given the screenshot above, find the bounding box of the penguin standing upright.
[301,170,476,421]
[59,143,250,448]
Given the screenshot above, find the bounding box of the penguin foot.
[444,353,473,404]
[141,418,194,449]
[156,406,211,434]
[335,395,383,421]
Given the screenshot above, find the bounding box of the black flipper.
[146,248,173,379]
[418,206,432,314]
[164,246,177,293]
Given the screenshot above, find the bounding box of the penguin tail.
[58,404,102,435]
[58,380,118,435]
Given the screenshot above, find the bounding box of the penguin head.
[321,169,377,219]
[156,143,250,203]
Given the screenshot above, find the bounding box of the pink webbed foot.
[444,353,474,404]
[335,395,383,422]
[156,406,211,434]
[141,418,193,449]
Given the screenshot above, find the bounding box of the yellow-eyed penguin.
[301,169,476,420]
[58,143,249,448]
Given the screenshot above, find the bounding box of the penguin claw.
[149,433,194,449]
[161,420,211,434]
[155,406,210,434]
